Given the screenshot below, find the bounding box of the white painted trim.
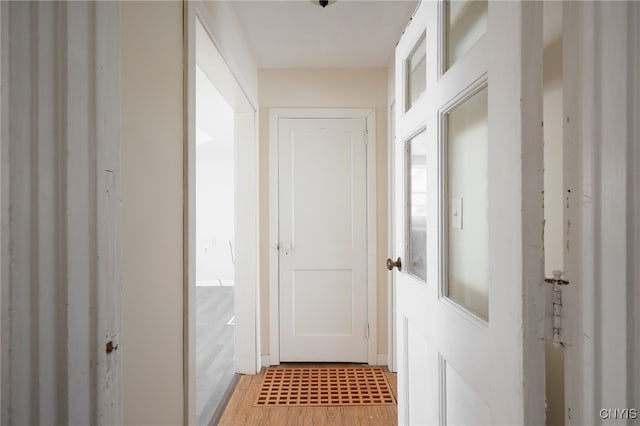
[487,2,545,424]
[268,108,378,366]
[561,3,584,424]
[387,101,397,373]
[376,354,388,366]
[1,3,122,424]
[184,6,197,425]
[261,355,271,368]
[366,110,378,367]
[268,112,280,365]
[184,3,259,425]
[562,3,640,424]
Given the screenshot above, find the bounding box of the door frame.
[562,2,640,424]
[184,2,260,425]
[268,108,378,366]
[387,101,397,373]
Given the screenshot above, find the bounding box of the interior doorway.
[276,116,368,362]
[194,64,237,424]
[268,108,379,366]
[185,7,259,425]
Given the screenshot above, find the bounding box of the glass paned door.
[393,2,545,425]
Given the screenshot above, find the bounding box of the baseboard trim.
[376,354,388,366]
[260,354,388,367]
[261,355,271,368]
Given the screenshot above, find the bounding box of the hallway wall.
[121,2,184,425]
[120,2,259,424]
[258,68,389,359]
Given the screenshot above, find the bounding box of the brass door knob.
[386,257,402,271]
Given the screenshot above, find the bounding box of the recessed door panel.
[292,270,353,336]
[293,130,353,248]
[444,359,490,425]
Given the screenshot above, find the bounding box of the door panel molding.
[268,108,377,366]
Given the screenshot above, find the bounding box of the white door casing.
[393,1,545,425]
[269,108,377,365]
[1,2,122,424]
[561,2,640,424]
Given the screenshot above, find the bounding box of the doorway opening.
[268,108,378,366]
[186,9,259,425]
[195,64,237,424]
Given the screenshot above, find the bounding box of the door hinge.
[545,270,569,349]
[364,129,369,145]
[366,323,370,339]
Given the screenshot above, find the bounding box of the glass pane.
[446,87,488,319]
[445,0,487,71]
[405,131,427,282]
[405,33,426,112]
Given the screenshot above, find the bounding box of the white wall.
[561,3,640,423]
[258,68,389,357]
[121,2,184,425]
[543,10,565,424]
[2,3,121,424]
[120,2,259,424]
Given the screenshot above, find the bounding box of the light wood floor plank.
[232,382,261,425]
[217,376,253,426]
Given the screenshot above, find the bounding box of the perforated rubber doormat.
[255,367,396,406]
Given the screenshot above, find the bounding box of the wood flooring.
[217,364,398,426]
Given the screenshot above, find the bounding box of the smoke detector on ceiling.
[312,0,337,8]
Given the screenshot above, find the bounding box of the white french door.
[277,117,368,362]
[392,1,546,424]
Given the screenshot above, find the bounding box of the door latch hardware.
[106,340,118,354]
[386,257,402,271]
[544,271,569,286]
[279,242,293,255]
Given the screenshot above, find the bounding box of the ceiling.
[231,0,419,69]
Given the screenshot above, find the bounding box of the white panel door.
[278,117,368,362]
[393,1,545,424]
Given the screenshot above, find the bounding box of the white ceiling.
[231,0,419,68]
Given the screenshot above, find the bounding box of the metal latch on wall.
[545,270,570,349]
[106,340,118,354]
